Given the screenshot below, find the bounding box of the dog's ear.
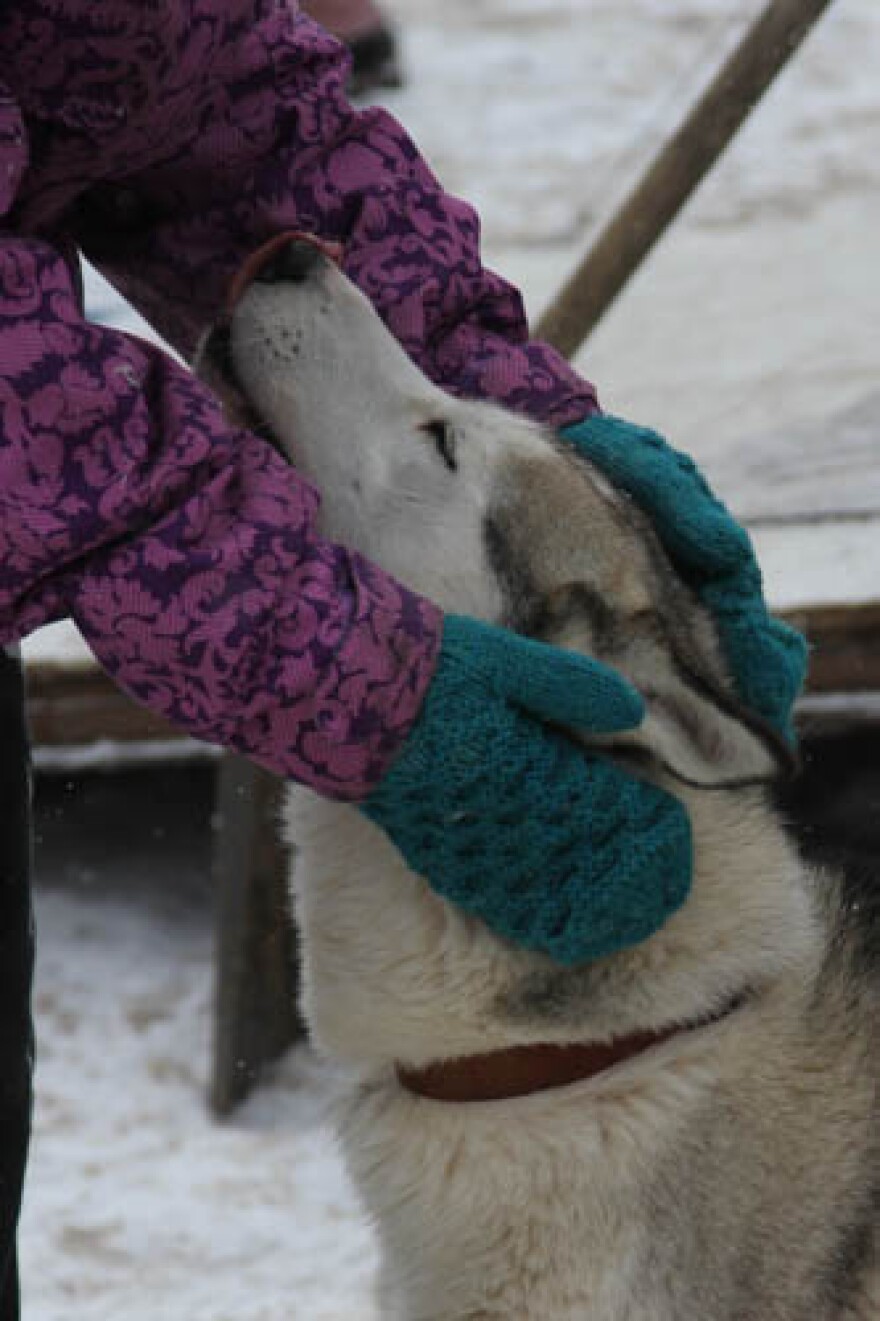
[634,672,791,790]
[586,636,795,791]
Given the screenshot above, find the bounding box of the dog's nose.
[225,231,344,313]
[255,239,324,285]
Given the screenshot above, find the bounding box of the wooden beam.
[25,665,184,747]
[783,601,880,696]
[209,755,304,1117]
[535,0,836,359]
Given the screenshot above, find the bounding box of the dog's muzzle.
[197,232,344,443]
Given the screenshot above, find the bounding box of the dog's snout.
[255,239,324,286]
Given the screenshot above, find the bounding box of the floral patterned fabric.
[0,0,597,796]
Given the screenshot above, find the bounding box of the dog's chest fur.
[287,793,880,1321]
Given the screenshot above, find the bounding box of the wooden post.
[210,755,304,1116]
[535,0,836,359]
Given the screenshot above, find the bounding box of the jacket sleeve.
[0,237,441,799]
[48,1,598,426]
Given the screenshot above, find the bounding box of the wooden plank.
[25,665,184,747]
[783,601,880,696]
[209,755,304,1117]
[796,693,880,738]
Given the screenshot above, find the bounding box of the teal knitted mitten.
[360,615,691,966]
[561,414,808,743]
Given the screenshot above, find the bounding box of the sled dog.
[200,237,880,1320]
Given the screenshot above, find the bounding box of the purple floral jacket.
[0,0,597,799]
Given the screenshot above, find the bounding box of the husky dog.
[200,239,880,1320]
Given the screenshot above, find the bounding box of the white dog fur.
[200,243,880,1320]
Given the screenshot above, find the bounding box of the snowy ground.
[24,770,376,1321]
[19,1,880,1317]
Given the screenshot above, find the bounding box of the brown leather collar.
[396,1000,745,1103]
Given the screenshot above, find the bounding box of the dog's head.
[198,238,816,1051]
[200,237,791,800]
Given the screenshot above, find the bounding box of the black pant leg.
[0,1252,19,1321]
[0,649,34,1321]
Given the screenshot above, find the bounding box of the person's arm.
[0,233,693,968]
[0,236,440,799]
[3,0,597,427]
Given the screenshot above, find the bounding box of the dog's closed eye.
[421,419,458,471]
